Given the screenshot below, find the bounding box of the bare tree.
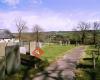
[32,24,44,47]
[92,22,100,45]
[15,18,28,43]
[77,22,90,44]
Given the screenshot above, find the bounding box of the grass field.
[41,44,75,62]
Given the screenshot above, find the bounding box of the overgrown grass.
[76,45,100,80]
[75,69,91,80]
[75,46,92,80]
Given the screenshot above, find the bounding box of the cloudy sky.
[0,0,100,32]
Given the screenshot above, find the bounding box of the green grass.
[41,44,75,62]
[76,45,100,80]
[75,69,91,80]
[95,58,100,80]
[75,46,92,80]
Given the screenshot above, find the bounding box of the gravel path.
[32,46,85,80]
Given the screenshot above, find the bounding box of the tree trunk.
[93,31,96,45]
[19,32,21,45]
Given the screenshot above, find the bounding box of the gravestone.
[0,42,6,56]
[20,47,27,54]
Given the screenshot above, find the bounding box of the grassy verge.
[6,44,75,80]
[75,45,100,80]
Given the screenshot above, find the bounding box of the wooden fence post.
[92,52,96,69]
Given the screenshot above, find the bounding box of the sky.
[0,0,100,32]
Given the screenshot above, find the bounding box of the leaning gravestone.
[30,41,36,55]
